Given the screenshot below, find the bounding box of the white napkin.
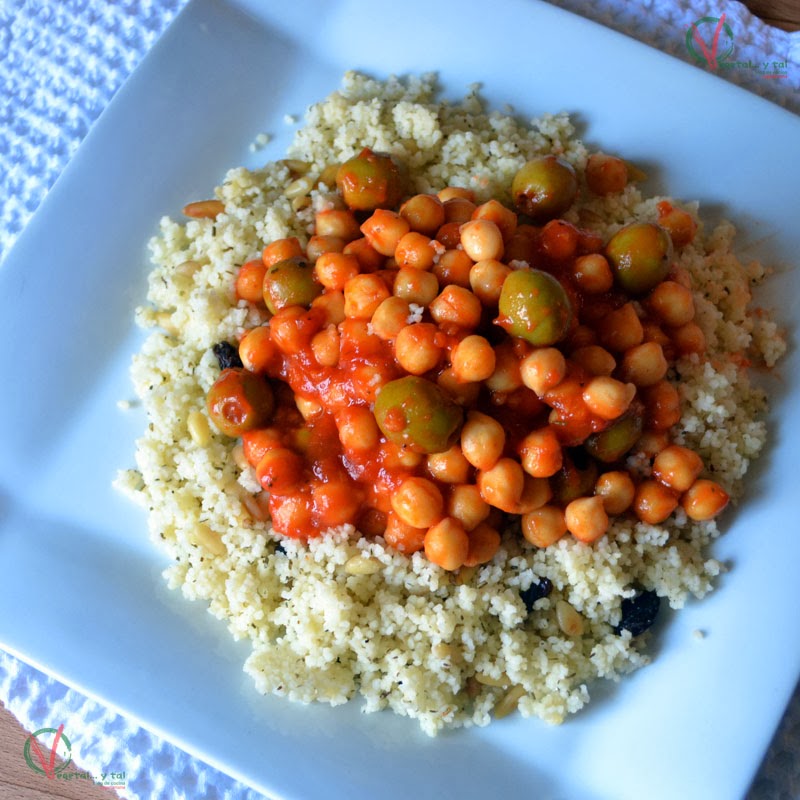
[1,1,797,798]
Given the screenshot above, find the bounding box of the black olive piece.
[520,577,553,612]
[212,341,243,371]
[615,590,660,636]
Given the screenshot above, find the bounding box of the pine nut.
[155,311,179,336]
[344,554,383,575]
[493,684,526,719]
[556,600,584,637]
[474,671,511,688]
[279,159,311,175]
[187,410,211,447]
[192,523,226,556]
[182,199,224,218]
[284,176,315,199]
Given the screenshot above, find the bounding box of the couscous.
[116,72,785,736]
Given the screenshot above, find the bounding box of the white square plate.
[1,1,799,798]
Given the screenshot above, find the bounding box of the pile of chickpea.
[204,147,730,572]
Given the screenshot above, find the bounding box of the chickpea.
[337,406,380,452]
[469,259,512,306]
[571,253,614,294]
[521,505,567,548]
[400,193,446,235]
[597,302,644,352]
[236,259,267,303]
[464,523,502,567]
[594,471,636,515]
[393,266,440,306]
[311,290,346,326]
[681,479,730,521]
[653,445,704,492]
[306,234,346,262]
[642,380,682,431]
[519,347,567,396]
[371,296,411,340]
[435,221,463,249]
[635,430,671,458]
[540,219,579,261]
[515,475,553,514]
[646,280,695,327]
[471,199,517,242]
[394,323,443,374]
[477,457,526,513]
[315,209,361,242]
[429,285,483,330]
[392,477,444,528]
[448,484,491,531]
[269,306,323,355]
[256,447,304,494]
[670,321,706,356]
[461,411,506,471]
[438,186,475,203]
[344,273,391,320]
[451,335,496,383]
[310,324,340,367]
[619,341,668,387]
[360,209,411,256]
[312,480,361,527]
[426,444,472,484]
[394,231,442,270]
[565,496,609,543]
[633,479,679,524]
[383,513,427,554]
[262,237,304,268]
[314,252,360,291]
[485,341,523,394]
[459,219,505,262]
[424,517,470,571]
[519,427,563,478]
[570,345,616,376]
[585,153,628,195]
[343,237,385,272]
[238,326,277,373]
[434,248,473,289]
[657,200,698,248]
[582,376,636,420]
[437,367,482,406]
[444,197,478,224]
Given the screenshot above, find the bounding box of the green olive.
[584,407,643,463]
[511,155,578,221]
[605,222,673,295]
[497,268,573,346]
[206,368,275,437]
[262,257,321,314]
[373,376,463,454]
[551,450,599,505]
[336,147,404,211]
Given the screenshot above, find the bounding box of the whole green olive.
[605,222,673,295]
[497,268,573,346]
[584,407,643,463]
[336,147,404,212]
[262,257,321,314]
[373,376,463,454]
[511,155,578,221]
[206,368,275,438]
